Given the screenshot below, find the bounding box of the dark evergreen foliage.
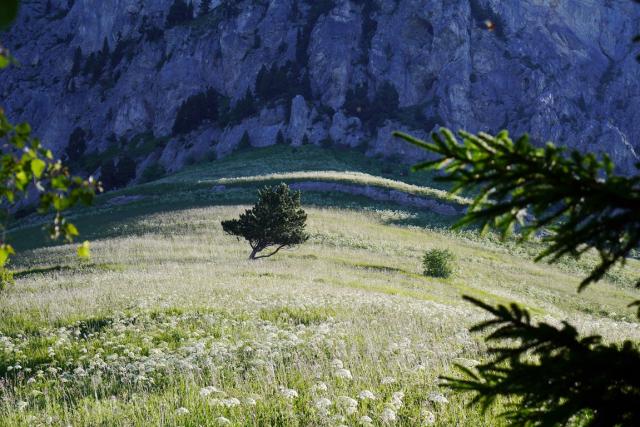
[82,52,95,76]
[295,29,308,65]
[100,155,137,190]
[238,130,251,150]
[166,0,193,28]
[81,38,110,83]
[353,0,379,63]
[172,88,220,135]
[254,61,311,104]
[344,83,370,119]
[141,17,164,42]
[255,64,289,102]
[371,81,399,125]
[394,127,640,426]
[116,156,137,186]
[295,0,335,66]
[140,164,166,183]
[71,46,82,76]
[98,159,116,190]
[344,80,399,129]
[110,35,136,68]
[221,184,308,259]
[65,127,87,163]
[198,0,210,17]
[218,0,239,20]
[228,89,257,123]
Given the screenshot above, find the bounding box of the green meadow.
[2,145,639,426]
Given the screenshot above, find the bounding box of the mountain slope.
[1,0,639,187]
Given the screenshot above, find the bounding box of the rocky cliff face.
[1,0,639,186]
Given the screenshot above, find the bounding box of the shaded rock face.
[1,0,639,186]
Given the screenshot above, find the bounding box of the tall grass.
[2,205,639,425]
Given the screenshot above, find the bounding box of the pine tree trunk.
[249,247,259,260]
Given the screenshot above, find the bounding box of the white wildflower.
[279,387,298,399]
[337,395,358,415]
[315,397,332,416]
[359,415,374,426]
[216,416,231,426]
[335,368,352,380]
[414,363,427,372]
[315,397,332,409]
[428,392,448,405]
[330,414,346,424]
[311,382,328,393]
[176,407,189,415]
[381,376,396,385]
[358,390,376,400]
[381,407,397,424]
[17,401,28,411]
[331,358,344,369]
[421,409,436,425]
[199,385,222,397]
[390,391,404,409]
[221,397,241,407]
[244,397,257,406]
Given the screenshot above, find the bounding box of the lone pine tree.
[222,183,308,260]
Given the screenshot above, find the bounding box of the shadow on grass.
[9,185,461,255]
[14,263,125,279]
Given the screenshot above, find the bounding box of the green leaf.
[0,55,9,69]
[65,223,79,237]
[30,158,46,178]
[15,122,31,136]
[77,241,91,260]
[0,244,15,267]
[15,170,28,187]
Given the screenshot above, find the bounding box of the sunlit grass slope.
[2,146,640,426]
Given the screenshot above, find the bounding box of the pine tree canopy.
[394,128,640,426]
[221,183,308,260]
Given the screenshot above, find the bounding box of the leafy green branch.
[443,296,640,426]
[0,1,100,265]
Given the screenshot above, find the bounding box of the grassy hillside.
[2,146,640,426]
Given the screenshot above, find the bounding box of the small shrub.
[422,248,455,278]
[0,268,14,292]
